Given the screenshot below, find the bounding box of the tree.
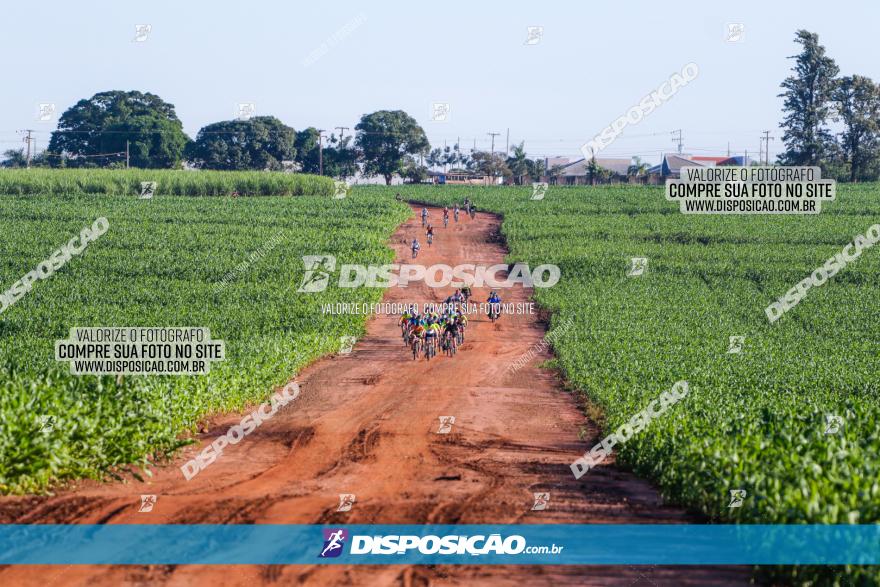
[400,156,428,183]
[526,157,546,182]
[506,142,530,184]
[188,116,295,171]
[833,75,880,182]
[586,157,601,185]
[1,149,28,168]
[426,148,445,170]
[778,31,840,167]
[293,127,322,174]
[471,151,511,180]
[627,156,649,181]
[323,134,360,179]
[355,110,430,184]
[47,91,189,168]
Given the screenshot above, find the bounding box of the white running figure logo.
[321,529,346,557]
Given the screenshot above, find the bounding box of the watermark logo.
[333,181,350,199]
[727,336,745,354]
[36,103,55,122]
[337,494,356,512]
[726,23,745,42]
[825,414,844,435]
[1,217,109,316]
[627,257,648,277]
[728,489,746,508]
[139,495,157,512]
[139,181,157,199]
[531,492,550,511]
[437,416,455,434]
[133,24,152,42]
[580,62,698,158]
[530,182,548,201]
[181,381,300,480]
[572,381,689,479]
[766,224,879,322]
[431,102,451,122]
[302,13,367,67]
[298,255,337,293]
[339,336,356,354]
[319,528,348,558]
[296,255,560,292]
[37,415,56,433]
[237,103,256,121]
[524,26,543,45]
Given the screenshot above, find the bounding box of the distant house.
[689,156,729,166]
[647,153,757,178]
[553,157,633,184]
[717,155,754,166]
[426,169,496,185]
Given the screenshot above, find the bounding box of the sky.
[1,0,877,166]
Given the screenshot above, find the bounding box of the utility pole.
[505,128,509,155]
[317,129,325,175]
[671,129,683,154]
[487,132,500,156]
[335,126,349,139]
[126,140,130,169]
[21,130,34,168]
[761,131,775,165]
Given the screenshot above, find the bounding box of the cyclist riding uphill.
[411,238,421,258]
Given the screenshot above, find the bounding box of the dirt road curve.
[0,206,750,586]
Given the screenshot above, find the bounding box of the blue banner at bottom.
[0,524,878,565]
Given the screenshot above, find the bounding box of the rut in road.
[0,205,750,586]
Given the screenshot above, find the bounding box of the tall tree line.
[779,30,880,181]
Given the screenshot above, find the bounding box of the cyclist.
[426,224,434,246]
[461,285,472,304]
[443,316,460,354]
[421,207,428,227]
[443,207,449,227]
[411,238,421,259]
[487,290,502,321]
[469,204,476,219]
[453,205,459,222]
[410,321,427,357]
[425,319,441,358]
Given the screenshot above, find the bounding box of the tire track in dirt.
[0,205,752,586]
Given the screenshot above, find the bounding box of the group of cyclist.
[411,200,477,259]
[399,287,503,360]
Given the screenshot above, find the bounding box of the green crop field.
[0,180,409,493]
[2,172,878,584]
[0,168,335,197]
[369,183,880,586]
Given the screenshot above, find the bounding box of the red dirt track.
[0,205,750,586]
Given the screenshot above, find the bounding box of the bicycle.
[444,331,457,357]
[443,215,448,228]
[424,334,437,360]
[411,336,422,360]
[488,303,501,323]
[427,233,433,246]
[412,247,419,259]
[454,210,459,222]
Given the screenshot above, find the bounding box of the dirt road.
[0,206,749,586]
